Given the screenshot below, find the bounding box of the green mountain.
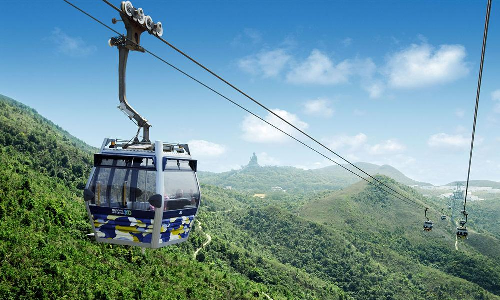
[2,94,500,300]
[198,177,500,299]
[199,155,431,193]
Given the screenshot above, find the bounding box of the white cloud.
[286,49,352,84]
[428,133,469,148]
[231,28,262,46]
[492,89,500,113]
[303,98,334,117]
[187,140,226,158]
[241,109,308,143]
[257,152,281,166]
[50,28,96,57]
[243,28,262,44]
[286,50,376,85]
[238,49,291,78]
[324,133,367,150]
[364,81,385,99]
[386,43,469,88]
[368,139,406,155]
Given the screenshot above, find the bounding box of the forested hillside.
[199,179,500,300]
[1,94,500,300]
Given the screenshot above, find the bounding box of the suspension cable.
[64,0,427,210]
[463,0,491,223]
[100,0,425,210]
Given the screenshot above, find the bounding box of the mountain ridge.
[199,156,432,193]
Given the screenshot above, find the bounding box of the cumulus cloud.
[428,133,469,148]
[238,49,291,78]
[363,81,385,99]
[492,89,500,113]
[257,152,281,166]
[368,139,406,155]
[324,133,367,150]
[303,98,334,117]
[187,140,226,158]
[50,28,96,57]
[241,109,308,143]
[386,43,469,88]
[286,49,353,84]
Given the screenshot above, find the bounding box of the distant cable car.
[456,219,468,239]
[440,208,446,220]
[456,226,468,239]
[84,139,200,248]
[423,208,433,231]
[423,220,433,231]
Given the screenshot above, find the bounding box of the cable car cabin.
[423,220,433,231]
[83,138,200,248]
[456,226,468,239]
[441,215,447,220]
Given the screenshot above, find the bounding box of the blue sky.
[1,0,500,185]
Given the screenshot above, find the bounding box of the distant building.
[253,194,266,199]
[224,186,232,190]
[271,186,286,192]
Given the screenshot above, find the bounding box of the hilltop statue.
[248,152,259,167]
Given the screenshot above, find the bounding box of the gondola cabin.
[456,220,468,239]
[83,138,200,248]
[423,220,433,231]
[456,227,468,239]
[441,215,447,220]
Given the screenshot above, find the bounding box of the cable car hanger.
[107,1,164,143]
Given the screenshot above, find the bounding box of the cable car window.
[164,159,193,171]
[163,169,200,211]
[95,155,155,170]
[88,160,156,210]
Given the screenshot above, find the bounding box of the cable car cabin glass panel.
[89,156,156,210]
[87,156,158,244]
[163,159,200,211]
[157,159,200,244]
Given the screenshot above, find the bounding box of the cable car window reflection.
[164,159,192,170]
[163,160,199,211]
[89,157,156,210]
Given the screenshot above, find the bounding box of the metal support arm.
[108,7,151,143]
[118,46,151,142]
